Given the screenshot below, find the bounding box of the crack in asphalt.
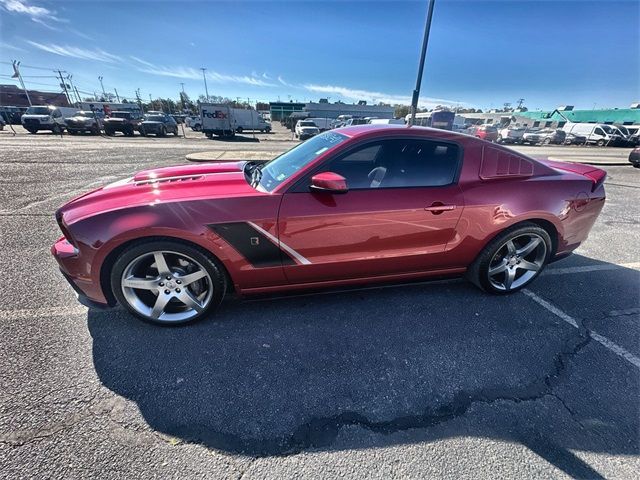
[148,328,594,456]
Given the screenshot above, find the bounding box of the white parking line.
[523,290,640,370]
[544,262,640,275]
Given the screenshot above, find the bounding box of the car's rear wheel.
[467,223,551,294]
[597,139,606,147]
[26,128,38,134]
[111,240,227,325]
[140,127,146,136]
[543,137,552,145]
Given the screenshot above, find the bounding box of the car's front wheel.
[110,240,227,325]
[467,223,551,294]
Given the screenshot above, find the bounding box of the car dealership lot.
[0,128,638,478]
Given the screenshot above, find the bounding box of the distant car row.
[465,123,639,147]
[17,105,180,136]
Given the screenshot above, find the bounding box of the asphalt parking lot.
[0,125,638,479]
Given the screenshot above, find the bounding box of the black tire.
[26,128,38,134]
[543,137,552,145]
[68,130,78,135]
[110,240,227,326]
[52,124,62,135]
[160,126,166,137]
[597,139,606,147]
[91,126,100,135]
[105,129,115,136]
[140,127,146,137]
[236,127,243,134]
[466,222,552,295]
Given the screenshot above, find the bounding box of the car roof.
[333,124,467,141]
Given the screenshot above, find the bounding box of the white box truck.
[233,108,271,133]
[21,105,78,134]
[200,104,235,138]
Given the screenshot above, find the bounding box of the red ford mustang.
[52,125,606,325]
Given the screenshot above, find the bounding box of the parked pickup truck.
[65,110,102,135]
[103,111,142,136]
[496,127,525,144]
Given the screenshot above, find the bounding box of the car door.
[278,137,465,284]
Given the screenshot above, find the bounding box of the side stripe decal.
[208,222,310,268]
[246,221,312,265]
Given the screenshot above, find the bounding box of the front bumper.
[52,237,112,308]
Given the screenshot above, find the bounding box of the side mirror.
[310,172,348,194]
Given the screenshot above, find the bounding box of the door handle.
[425,202,456,215]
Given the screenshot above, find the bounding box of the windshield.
[299,121,315,127]
[256,131,348,192]
[601,125,616,134]
[112,112,131,119]
[26,106,52,115]
[75,111,93,117]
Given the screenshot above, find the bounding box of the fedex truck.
[200,104,271,137]
[200,104,235,138]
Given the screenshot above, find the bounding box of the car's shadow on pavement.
[88,255,639,478]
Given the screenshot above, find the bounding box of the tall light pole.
[98,76,106,100]
[409,0,436,126]
[200,68,209,101]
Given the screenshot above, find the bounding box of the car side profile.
[52,125,606,325]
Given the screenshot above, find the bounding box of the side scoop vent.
[480,145,534,179]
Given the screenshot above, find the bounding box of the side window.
[594,127,605,136]
[312,138,459,190]
[323,143,383,189]
[373,139,459,188]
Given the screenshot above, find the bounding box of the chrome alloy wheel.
[120,250,213,323]
[487,233,547,291]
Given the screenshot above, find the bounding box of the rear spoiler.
[538,159,607,192]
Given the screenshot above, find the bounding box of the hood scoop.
[133,161,244,184]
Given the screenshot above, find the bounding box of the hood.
[58,161,262,224]
[141,120,163,125]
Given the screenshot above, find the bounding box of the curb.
[547,156,630,166]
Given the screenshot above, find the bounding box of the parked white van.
[21,105,78,134]
[563,122,624,146]
[368,118,405,125]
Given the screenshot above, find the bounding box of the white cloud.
[130,57,276,87]
[27,41,121,63]
[0,0,48,16]
[278,75,293,87]
[0,0,66,27]
[304,83,462,108]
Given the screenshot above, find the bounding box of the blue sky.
[1,0,638,110]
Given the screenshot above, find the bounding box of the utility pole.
[149,94,153,111]
[200,68,209,101]
[114,88,121,103]
[410,0,436,126]
[66,74,81,104]
[56,70,72,105]
[516,98,525,110]
[180,82,186,111]
[11,61,32,106]
[98,76,106,99]
[135,88,144,114]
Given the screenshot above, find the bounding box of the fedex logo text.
[202,109,228,119]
